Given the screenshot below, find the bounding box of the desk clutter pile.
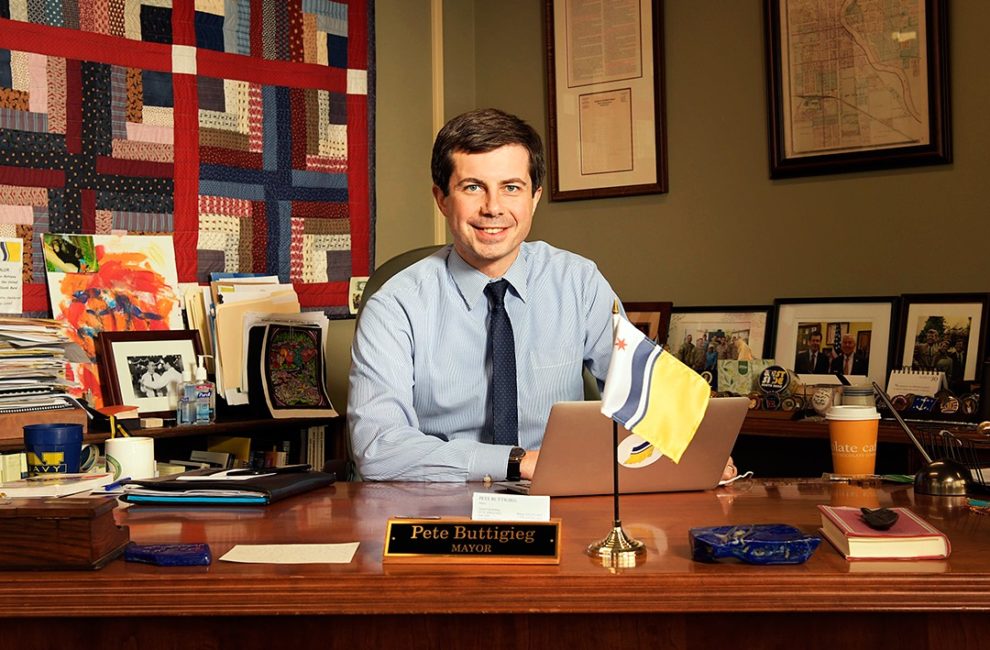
[698,357,982,425]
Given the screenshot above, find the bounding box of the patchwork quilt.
[0,0,374,317]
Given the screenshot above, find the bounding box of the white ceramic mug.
[104,436,156,480]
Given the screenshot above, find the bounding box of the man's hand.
[521,450,540,480]
[721,456,738,482]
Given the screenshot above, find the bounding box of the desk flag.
[600,313,710,464]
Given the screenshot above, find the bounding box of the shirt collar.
[447,245,529,311]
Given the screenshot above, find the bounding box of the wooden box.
[0,498,129,570]
[0,409,89,445]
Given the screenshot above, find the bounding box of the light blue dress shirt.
[347,241,619,481]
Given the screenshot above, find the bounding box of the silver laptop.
[498,396,749,497]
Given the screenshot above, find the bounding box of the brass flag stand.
[586,419,646,567]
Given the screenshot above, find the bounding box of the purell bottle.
[192,355,216,424]
[176,362,196,425]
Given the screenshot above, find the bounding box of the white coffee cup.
[105,436,156,480]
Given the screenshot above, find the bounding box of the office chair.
[356,243,600,401]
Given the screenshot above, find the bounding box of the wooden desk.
[2,481,989,649]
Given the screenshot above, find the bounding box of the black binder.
[122,469,335,505]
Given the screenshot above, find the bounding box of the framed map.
[764,0,951,178]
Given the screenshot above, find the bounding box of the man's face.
[841,336,856,356]
[955,340,965,352]
[433,144,541,278]
[927,330,938,344]
[809,334,822,352]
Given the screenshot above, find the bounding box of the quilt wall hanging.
[0,0,374,318]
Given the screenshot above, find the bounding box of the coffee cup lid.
[825,405,880,420]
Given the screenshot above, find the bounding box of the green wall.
[326,0,989,413]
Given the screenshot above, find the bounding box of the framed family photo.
[773,297,898,385]
[763,0,951,178]
[95,330,203,417]
[544,0,667,200]
[624,301,672,344]
[896,293,989,384]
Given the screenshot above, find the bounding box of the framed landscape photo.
[773,297,898,385]
[763,0,951,178]
[95,330,203,417]
[624,301,672,344]
[896,293,989,385]
[544,0,667,200]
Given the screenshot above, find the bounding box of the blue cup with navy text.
[23,423,97,475]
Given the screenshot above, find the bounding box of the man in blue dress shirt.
[347,108,620,482]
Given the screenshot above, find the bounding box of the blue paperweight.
[689,524,820,565]
[124,543,212,567]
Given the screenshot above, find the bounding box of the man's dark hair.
[431,108,545,196]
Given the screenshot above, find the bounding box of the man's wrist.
[506,447,526,481]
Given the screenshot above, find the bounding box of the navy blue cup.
[23,423,96,475]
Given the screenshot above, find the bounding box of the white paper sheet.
[219,543,359,564]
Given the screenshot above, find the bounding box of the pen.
[103,477,131,491]
[227,464,311,476]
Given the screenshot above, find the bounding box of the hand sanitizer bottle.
[176,362,196,425]
[192,355,216,425]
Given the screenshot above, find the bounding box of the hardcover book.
[818,505,951,560]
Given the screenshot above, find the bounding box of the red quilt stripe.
[0,166,65,186]
[347,0,368,69]
[170,0,197,47]
[347,94,370,276]
[96,157,174,178]
[23,284,48,314]
[0,18,172,72]
[172,71,200,282]
[65,60,82,155]
[200,147,263,169]
[295,282,347,308]
[196,49,344,90]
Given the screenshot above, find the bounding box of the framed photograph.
[773,297,898,385]
[624,301,672,344]
[95,330,203,417]
[764,0,951,178]
[896,293,989,385]
[665,306,773,374]
[544,0,667,200]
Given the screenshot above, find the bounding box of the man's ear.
[532,185,543,213]
[432,185,448,215]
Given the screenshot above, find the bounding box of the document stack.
[0,317,87,415]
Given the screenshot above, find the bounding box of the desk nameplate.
[383,517,561,564]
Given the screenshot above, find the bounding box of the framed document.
[544,0,667,200]
[764,0,951,178]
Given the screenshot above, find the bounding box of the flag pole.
[586,300,646,569]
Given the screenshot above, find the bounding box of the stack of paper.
[0,317,88,414]
[202,275,301,404]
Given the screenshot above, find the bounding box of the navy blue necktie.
[485,280,517,446]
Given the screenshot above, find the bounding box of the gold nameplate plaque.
[383,517,561,564]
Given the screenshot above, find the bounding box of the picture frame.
[895,293,989,384]
[773,297,898,385]
[544,0,667,200]
[95,330,203,417]
[666,306,773,362]
[763,0,951,178]
[624,301,672,344]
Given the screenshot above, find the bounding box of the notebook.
[497,396,749,497]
